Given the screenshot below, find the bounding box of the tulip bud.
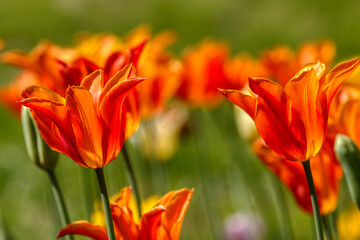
[334,134,360,209]
[21,106,58,171]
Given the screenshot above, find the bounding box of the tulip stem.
[95,168,115,240]
[46,170,73,240]
[302,160,324,240]
[322,215,334,240]
[122,142,142,218]
[326,213,338,240]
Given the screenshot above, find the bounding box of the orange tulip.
[220,59,360,161]
[328,83,360,137]
[336,99,360,148]
[74,33,124,66]
[224,54,267,91]
[253,138,342,215]
[57,187,194,240]
[177,40,230,108]
[20,65,144,168]
[60,41,146,139]
[261,40,336,86]
[0,42,76,115]
[135,31,181,119]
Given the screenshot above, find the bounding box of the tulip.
[57,187,194,240]
[20,65,143,168]
[177,40,230,108]
[220,59,360,161]
[220,59,360,239]
[20,65,143,239]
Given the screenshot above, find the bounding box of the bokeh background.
[1,0,360,239]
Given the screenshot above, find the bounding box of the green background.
[0,0,358,239]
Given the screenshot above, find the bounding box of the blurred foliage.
[0,0,359,239]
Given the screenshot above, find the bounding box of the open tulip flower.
[59,41,146,139]
[261,40,336,86]
[220,59,360,161]
[20,65,144,168]
[253,138,342,215]
[57,187,194,240]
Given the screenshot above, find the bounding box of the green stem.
[95,168,115,240]
[322,216,334,240]
[122,142,142,218]
[302,160,324,240]
[326,213,338,240]
[46,170,73,240]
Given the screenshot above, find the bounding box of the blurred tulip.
[58,187,194,240]
[134,104,189,161]
[0,42,76,115]
[224,54,267,91]
[74,33,124,66]
[20,65,143,168]
[135,31,181,119]
[337,205,360,240]
[177,40,230,108]
[261,40,336,86]
[329,83,360,126]
[253,138,342,215]
[220,59,360,161]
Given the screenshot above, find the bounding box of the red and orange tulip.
[20,65,143,168]
[220,59,360,161]
[328,83,360,146]
[58,187,194,240]
[177,40,230,108]
[0,42,76,115]
[261,40,336,86]
[224,54,267,91]
[135,31,181,119]
[253,138,342,214]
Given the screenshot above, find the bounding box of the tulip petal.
[249,78,306,160]
[99,77,144,165]
[66,86,104,168]
[111,204,139,240]
[99,64,136,106]
[20,87,83,164]
[218,88,256,118]
[155,188,194,240]
[285,68,324,159]
[325,58,360,106]
[80,69,103,104]
[57,221,108,240]
[139,206,166,240]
